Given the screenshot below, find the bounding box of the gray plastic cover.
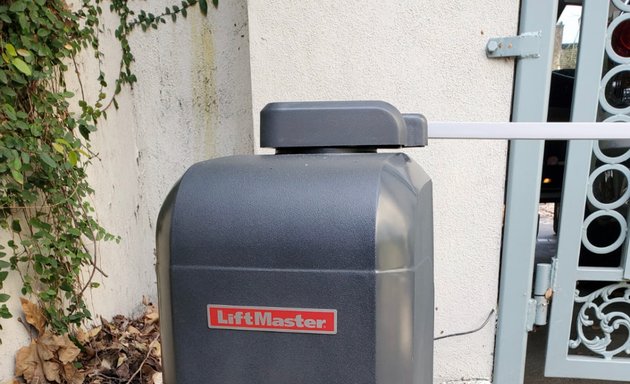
[260,101,427,149]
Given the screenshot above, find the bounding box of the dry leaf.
[152,372,163,384]
[20,298,46,335]
[88,325,102,339]
[15,341,47,384]
[133,341,148,352]
[145,311,159,325]
[57,335,80,364]
[74,328,88,344]
[116,353,127,368]
[115,362,130,380]
[37,332,64,361]
[100,358,112,370]
[152,340,162,358]
[42,361,61,383]
[63,363,85,384]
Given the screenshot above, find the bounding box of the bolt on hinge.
[486,32,542,59]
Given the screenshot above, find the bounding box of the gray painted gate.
[494,0,630,382]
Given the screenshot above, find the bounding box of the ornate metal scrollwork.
[569,282,630,359]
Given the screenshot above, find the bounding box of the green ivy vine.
[0,0,216,341]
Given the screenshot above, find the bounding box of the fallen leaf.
[152,340,161,358]
[37,332,64,360]
[63,363,85,384]
[42,361,61,383]
[132,341,148,352]
[100,358,112,370]
[115,362,130,380]
[144,311,159,325]
[88,325,102,339]
[74,328,88,344]
[152,372,163,384]
[57,334,80,364]
[15,341,47,383]
[20,298,46,335]
[116,353,127,368]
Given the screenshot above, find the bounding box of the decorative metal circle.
[604,114,630,123]
[612,0,630,12]
[593,116,630,164]
[582,210,627,254]
[599,64,630,115]
[587,164,630,209]
[606,13,630,64]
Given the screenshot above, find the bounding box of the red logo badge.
[207,304,337,334]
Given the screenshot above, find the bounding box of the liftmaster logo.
[207,304,337,334]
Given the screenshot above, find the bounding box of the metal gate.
[494,0,630,382]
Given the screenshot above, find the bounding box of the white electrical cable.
[428,121,630,140]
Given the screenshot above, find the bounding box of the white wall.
[0,1,253,379]
[246,1,518,382]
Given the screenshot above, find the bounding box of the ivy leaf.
[0,305,11,319]
[199,0,208,15]
[3,104,16,120]
[12,156,22,171]
[54,137,69,145]
[16,49,31,57]
[39,153,57,168]
[11,58,32,76]
[213,0,218,8]
[11,169,24,185]
[68,151,78,166]
[9,1,26,12]
[52,142,65,154]
[0,294,9,303]
[1,87,16,97]
[5,43,16,57]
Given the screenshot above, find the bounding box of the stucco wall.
[0,1,253,379]
[246,1,518,382]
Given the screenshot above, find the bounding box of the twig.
[434,309,495,341]
[125,334,159,384]
[72,55,86,101]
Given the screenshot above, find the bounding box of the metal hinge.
[526,258,558,331]
[486,32,542,59]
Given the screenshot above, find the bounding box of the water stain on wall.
[190,14,219,160]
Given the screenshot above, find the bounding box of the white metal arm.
[428,122,630,140]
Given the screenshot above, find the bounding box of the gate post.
[492,1,558,383]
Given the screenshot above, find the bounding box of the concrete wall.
[246,1,518,383]
[0,0,253,379]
